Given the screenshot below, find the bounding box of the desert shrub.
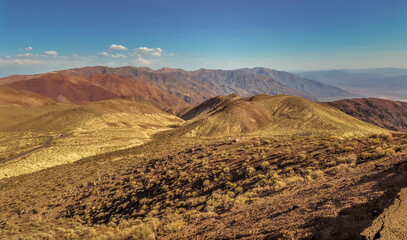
[360,152,372,160]
[284,175,304,185]
[337,154,357,165]
[378,133,393,141]
[325,160,337,167]
[326,164,348,175]
[31,232,54,240]
[272,180,286,191]
[306,170,324,180]
[225,181,237,189]
[260,161,270,170]
[161,212,184,234]
[125,222,156,240]
[373,147,385,158]
[343,146,355,152]
[266,170,280,180]
[298,153,307,161]
[385,148,395,156]
[203,179,210,190]
[234,195,248,205]
[245,167,256,177]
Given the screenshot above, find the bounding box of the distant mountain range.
[297,68,407,101]
[241,67,356,101]
[2,66,407,133]
[0,66,358,110]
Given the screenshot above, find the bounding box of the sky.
[0,0,406,76]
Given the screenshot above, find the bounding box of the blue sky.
[0,0,406,76]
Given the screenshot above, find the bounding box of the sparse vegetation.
[0,95,406,239]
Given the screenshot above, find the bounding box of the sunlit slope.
[5,99,183,134]
[170,94,389,137]
[0,99,183,179]
[0,86,74,129]
[0,86,55,107]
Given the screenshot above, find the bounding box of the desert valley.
[0,66,406,239]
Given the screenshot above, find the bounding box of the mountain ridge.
[1,66,355,108]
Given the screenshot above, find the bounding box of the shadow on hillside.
[302,158,407,240]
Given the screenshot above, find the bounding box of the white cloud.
[137,57,151,65]
[108,44,128,51]
[0,58,41,65]
[133,47,162,57]
[98,52,110,57]
[98,52,127,58]
[0,45,173,76]
[111,53,127,58]
[17,53,33,57]
[44,51,58,56]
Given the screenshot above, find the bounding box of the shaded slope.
[178,94,242,120]
[169,94,389,137]
[328,98,407,132]
[242,67,357,101]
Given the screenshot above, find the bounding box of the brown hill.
[170,94,389,137]
[328,98,407,132]
[7,73,119,104]
[2,72,187,111]
[0,85,55,107]
[85,74,188,111]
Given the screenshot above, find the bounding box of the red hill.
[328,98,407,132]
